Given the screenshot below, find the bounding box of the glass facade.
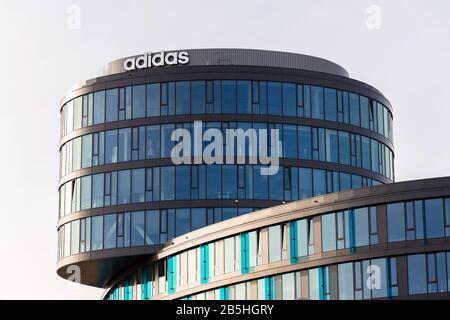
[60,122,394,180]
[60,81,393,141]
[58,166,380,218]
[95,195,450,300]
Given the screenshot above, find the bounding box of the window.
[237,81,252,114]
[224,237,235,274]
[325,129,338,163]
[338,263,354,300]
[360,96,369,129]
[299,168,312,199]
[321,213,336,252]
[191,81,206,114]
[131,211,145,246]
[311,86,324,119]
[93,91,105,125]
[91,216,103,250]
[269,225,282,263]
[425,198,444,238]
[145,210,159,245]
[283,125,298,158]
[298,126,312,160]
[131,169,145,203]
[338,131,350,165]
[349,93,360,126]
[282,83,296,116]
[176,81,190,114]
[104,214,117,249]
[324,88,337,121]
[175,208,190,237]
[146,83,160,117]
[116,170,131,204]
[81,134,92,168]
[408,254,426,295]
[222,165,237,199]
[354,207,369,247]
[387,202,405,242]
[146,125,160,159]
[267,82,282,115]
[160,166,175,201]
[132,85,146,118]
[105,89,118,122]
[313,169,326,196]
[80,176,91,210]
[191,208,206,231]
[92,174,104,208]
[222,81,236,114]
[105,130,118,164]
[118,128,131,162]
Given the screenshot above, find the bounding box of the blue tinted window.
[161,124,175,158]
[160,166,175,200]
[176,166,190,200]
[118,170,131,204]
[322,213,336,252]
[131,169,145,203]
[81,134,92,168]
[408,254,426,295]
[93,91,105,125]
[325,129,338,163]
[338,131,350,165]
[92,173,104,208]
[222,165,237,199]
[361,137,371,170]
[105,130,118,164]
[311,86,324,120]
[425,199,444,238]
[354,208,369,247]
[254,166,269,199]
[339,173,351,191]
[222,81,236,113]
[146,83,160,116]
[338,263,354,300]
[146,125,160,159]
[145,210,159,245]
[324,88,337,121]
[387,202,405,242]
[298,126,312,160]
[282,83,296,116]
[104,214,116,249]
[313,169,326,196]
[284,125,298,158]
[191,81,205,114]
[207,165,221,199]
[132,85,146,118]
[91,216,103,251]
[131,211,145,246]
[371,140,379,173]
[349,93,360,126]
[237,81,251,114]
[176,81,190,114]
[299,168,312,199]
[118,128,131,162]
[105,89,118,122]
[191,208,206,231]
[360,96,369,129]
[176,208,190,237]
[269,168,283,200]
[80,176,91,210]
[268,82,282,115]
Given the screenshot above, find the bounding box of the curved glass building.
[57,48,446,300]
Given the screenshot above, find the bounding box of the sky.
[0,0,449,299]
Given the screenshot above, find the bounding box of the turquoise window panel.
[167,255,177,294]
[200,244,210,284]
[240,233,250,274]
[265,277,274,300]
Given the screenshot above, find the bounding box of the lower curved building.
[56,48,449,300]
[101,177,450,300]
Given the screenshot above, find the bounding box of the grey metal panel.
[102,48,349,78]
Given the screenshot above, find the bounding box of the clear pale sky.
[1,0,449,299]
